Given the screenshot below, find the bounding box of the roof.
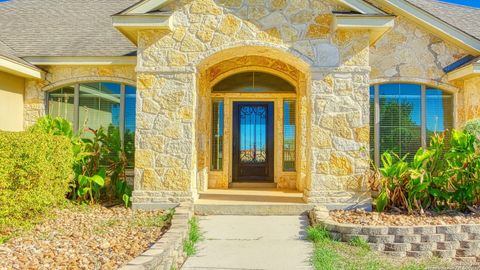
[0,0,139,57]
[404,0,480,40]
[0,0,478,59]
[0,40,34,67]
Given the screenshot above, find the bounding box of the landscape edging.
[119,203,193,270]
[310,207,480,263]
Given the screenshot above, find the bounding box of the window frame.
[371,83,456,167]
[45,82,134,145]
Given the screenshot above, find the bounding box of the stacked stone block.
[313,210,480,262]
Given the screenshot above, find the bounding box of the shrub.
[0,131,73,234]
[30,116,132,206]
[464,118,480,142]
[374,130,480,212]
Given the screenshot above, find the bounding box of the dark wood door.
[233,102,274,182]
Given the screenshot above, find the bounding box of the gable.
[120,0,385,15]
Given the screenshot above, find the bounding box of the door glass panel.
[240,105,267,164]
[211,100,224,170]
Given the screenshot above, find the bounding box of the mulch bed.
[0,205,168,270]
[330,208,480,226]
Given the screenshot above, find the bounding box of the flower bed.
[0,205,169,270]
[331,209,480,226]
[311,208,480,264]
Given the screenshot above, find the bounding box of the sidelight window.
[283,100,296,171]
[211,99,224,171]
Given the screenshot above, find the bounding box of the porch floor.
[195,188,313,215]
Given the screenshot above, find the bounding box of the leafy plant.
[30,116,134,206]
[373,129,480,212]
[77,168,106,204]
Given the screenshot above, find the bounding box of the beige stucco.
[0,71,24,131]
[457,76,480,125]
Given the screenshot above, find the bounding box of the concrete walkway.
[181,215,313,270]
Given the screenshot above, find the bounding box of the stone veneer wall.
[311,209,480,263]
[458,77,480,125]
[23,65,136,128]
[134,0,373,207]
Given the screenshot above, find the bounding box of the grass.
[183,217,201,256]
[307,225,449,270]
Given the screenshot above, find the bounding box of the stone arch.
[370,76,459,94]
[196,44,312,77]
[43,76,136,92]
[195,45,310,193]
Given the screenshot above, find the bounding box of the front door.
[232,102,274,182]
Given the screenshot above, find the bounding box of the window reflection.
[379,84,422,162]
[426,89,454,146]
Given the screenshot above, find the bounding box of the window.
[370,83,454,166]
[212,72,295,93]
[47,82,137,165]
[283,100,296,171]
[211,99,224,171]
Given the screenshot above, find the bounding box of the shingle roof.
[0,0,479,58]
[404,0,480,40]
[0,0,139,57]
[0,40,37,68]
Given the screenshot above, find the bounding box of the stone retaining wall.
[119,203,193,270]
[311,208,480,264]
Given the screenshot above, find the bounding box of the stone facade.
[20,0,480,210]
[132,0,372,207]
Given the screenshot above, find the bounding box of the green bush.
[0,131,73,234]
[374,130,480,212]
[464,118,480,142]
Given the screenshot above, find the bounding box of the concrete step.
[229,182,277,188]
[195,188,312,215]
[194,202,314,215]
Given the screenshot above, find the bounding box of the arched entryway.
[195,46,309,194]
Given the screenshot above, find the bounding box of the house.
[1,0,479,210]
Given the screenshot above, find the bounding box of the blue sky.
[439,0,480,7]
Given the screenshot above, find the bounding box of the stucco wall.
[133,0,372,207]
[0,71,24,131]
[23,65,136,128]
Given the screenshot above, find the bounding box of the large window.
[370,83,454,166]
[47,82,137,165]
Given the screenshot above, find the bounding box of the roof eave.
[337,0,386,14]
[380,0,480,54]
[112,14,171,45]
[448,62,480,81]
[0,56,44,79]
[22,56,137,66]
[120,0,175,15]
[333,15,396,45]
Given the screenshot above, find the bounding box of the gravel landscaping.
[0,205,169,270]
[330,208,480,226]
